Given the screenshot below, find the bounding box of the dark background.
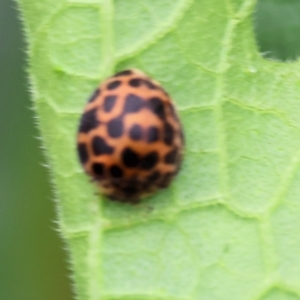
[0,0,299,299]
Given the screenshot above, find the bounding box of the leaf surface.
[17,0,300,299]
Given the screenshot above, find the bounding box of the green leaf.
[17,0,300,299]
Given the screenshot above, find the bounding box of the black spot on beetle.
[103,95,117,113]
[147,97,165,120]
[123,94,145,113]
[107,117,123,138]
[77,143,88,164]
[122,185,138,196]
[110,165,123,178]
[88,88,100,103]
[107,80,121,90]
[164,148,178,164]
[92,136,114,155]
[114,70,133,77]
[140,151,159,170]
[79,108,99,133]
[163,122,174,145]
[146,126,159,143]
[146,170,161,183]
[122,147,140,167]
[129,78,142,87]
[92,162,105,176]
[129,124,143,141]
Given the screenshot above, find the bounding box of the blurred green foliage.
[0,0,72,299]
[0,0,299,299]
[255,0,300,61]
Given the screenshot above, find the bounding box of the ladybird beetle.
[77,69,184,203]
